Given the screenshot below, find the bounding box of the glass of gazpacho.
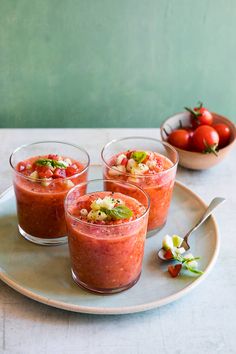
[65,179,150,294]
[10,141,90,245]
[101,137,178,236]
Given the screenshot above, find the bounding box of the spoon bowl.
[157,197,226,261]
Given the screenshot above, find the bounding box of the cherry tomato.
[66,165,78,177]
[168,264,182,278]
[212,123,231,148]
[185,102,213,128]
[120,157,128,166]
[126,150,134,159]
[178,121,195,138]
[164,249,174,260]
[53,168,66,179]
[192,125,219,155]
[17,161,26,172]
[36,165,53,178]
[48,154,59,160]
[167,129,191,150]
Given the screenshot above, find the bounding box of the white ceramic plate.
[0,165,219,315]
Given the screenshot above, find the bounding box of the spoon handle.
[183,197,225,246]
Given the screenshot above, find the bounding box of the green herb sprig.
[101,205,133,220]
[173,252,203,275]
[35,158,67,169]
[131,151,147,164]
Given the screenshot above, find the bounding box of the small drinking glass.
[65,179,150,294]
[101,137,178,236]
[10,141,90,245]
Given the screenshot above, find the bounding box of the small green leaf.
[101,205,133,220]
[170,253,203,276]
[53,160,67,168]
[35,158,67,169]
[184,264,203,275]
[203,140,218,157]
[184,106,201,118]
[183,256,200,263]
[131,151,147,163]
[35,159,52,167]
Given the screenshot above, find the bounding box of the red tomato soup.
[13,154,88,240]
[65,191,149,293]
[103,150,177,232]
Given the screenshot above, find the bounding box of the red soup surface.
[103,151,176,232]
[14,154,87,239]
[66,191,148,292]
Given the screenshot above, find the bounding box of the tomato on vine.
[185,102,213,128]
[191,125,219,155]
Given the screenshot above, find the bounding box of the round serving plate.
[0,165,219,315]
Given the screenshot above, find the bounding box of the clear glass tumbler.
[10,141,90,245]
[101,137,178,236]
[65,179,150,294]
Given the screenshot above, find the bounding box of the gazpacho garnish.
[162,234,203,277]
[109,150,171,177]
[35,158,68,169]
[80,196,133,223]
[104,146,176,232]
[17,154,81,187]
[131,151,147,164]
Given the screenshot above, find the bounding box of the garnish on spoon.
[168,253,203,278]
[158,198,226,261]
[161,234,203,278]
[162,234,186,259]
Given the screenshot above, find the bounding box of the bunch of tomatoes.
[166,103,231,155]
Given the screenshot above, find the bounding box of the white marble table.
[0,129,235,354]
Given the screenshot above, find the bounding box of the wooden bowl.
[160,112,236,170]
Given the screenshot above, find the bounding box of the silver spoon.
[157,197,226,261]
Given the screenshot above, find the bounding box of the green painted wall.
[0,0,235,128]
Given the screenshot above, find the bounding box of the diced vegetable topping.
[66,165,79,177]
[53,168,67,179]
[18,162,26,172]
[162,234,174,250]
[29,171,38,181]
[87,210,108,221]
[17,154,81,187]
[108,165,126,176]
[80,196,133,223]
[162,234,185,256]
[116,154,127,165]
[131,151,147,164]
[80,208,88,216]
[37,166,54,179]
[109,150,172,177]
[168,264,182,278]
[164,249,174,260]
[172,234,184,248]
[91,196,117,210]
[161,234,203,277]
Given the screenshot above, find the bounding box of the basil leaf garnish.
[35,158,67,169]
[131,151,147,164]
[101,205,133,220]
